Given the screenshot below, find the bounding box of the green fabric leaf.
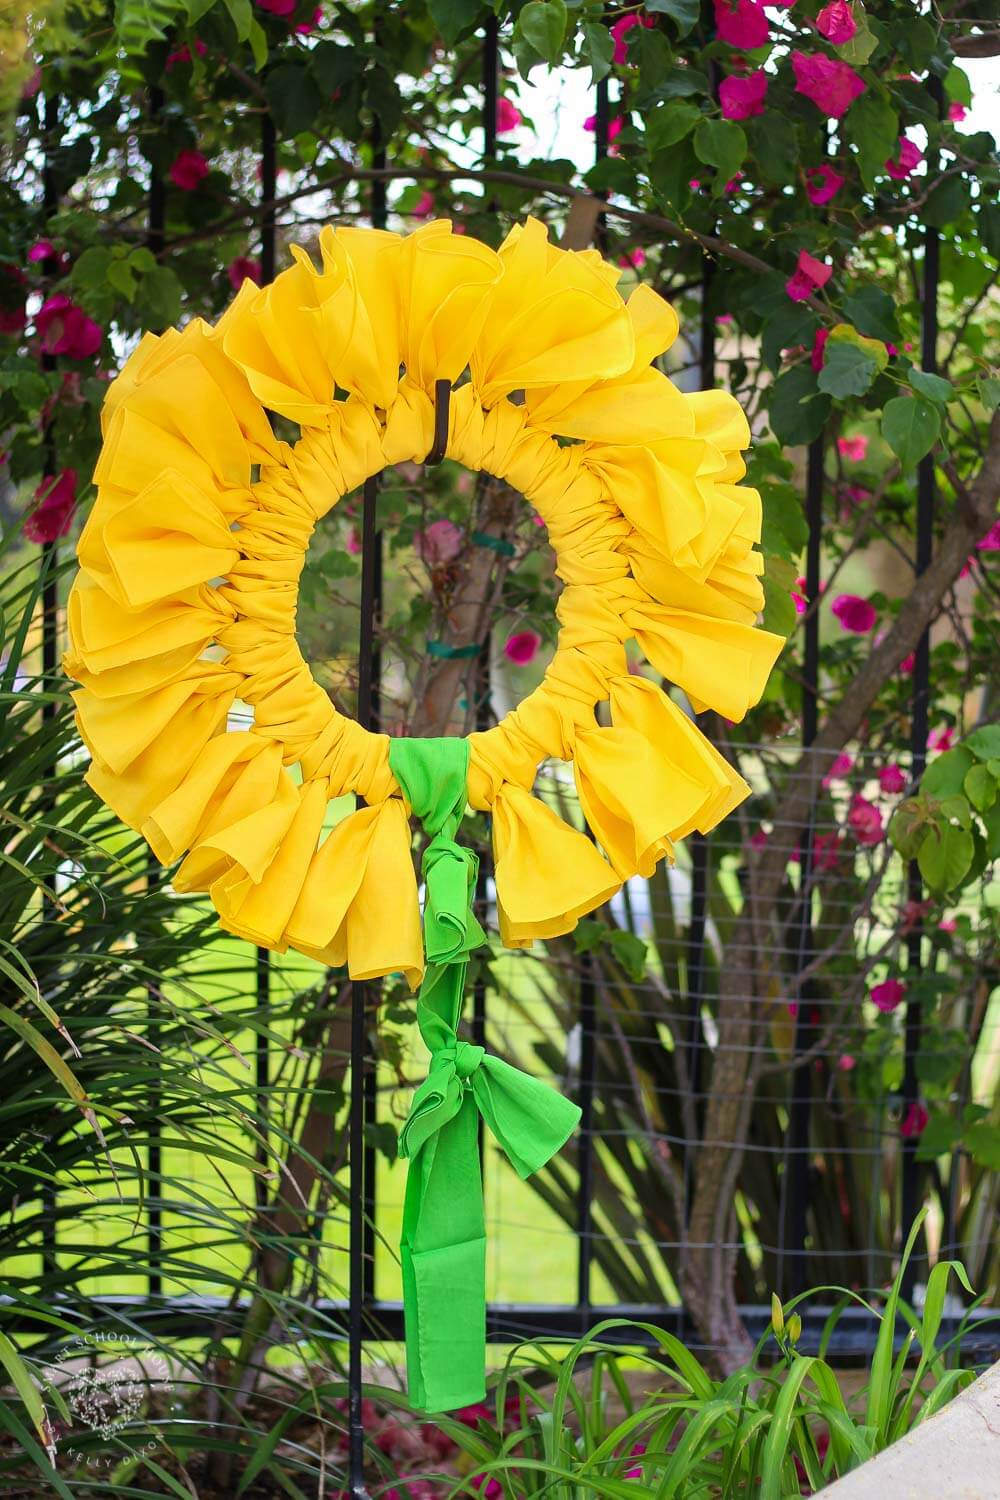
[881,395,940,469]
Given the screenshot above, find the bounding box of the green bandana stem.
[388,737,582,1413]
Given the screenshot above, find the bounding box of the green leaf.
[964,1121,1000,1171]
[222,0,251,41]
[645,100,702,153]
[762,559,798,637]
[761,484,809,560]
[977,376,1000,413]
[608,929,648,982]
[580,20,614,85]
[648,140,698,214]
[923,176,971,229]
[750,113,799,185]
[979,201,1000,261]
[909,370,953,406]
[963,763,996,813]
[137,264,182,330]
[71,245,112,289]
[914,1110,962,1162]
[842,285,899,344]
[768,364,831,446]
[311,41,359,94]
[693,117,747,189]
[106,259,136,300]
[516,0,567,65]
[818,340,878,399]
[917,821,974,892]
[427,0,477,46]
[128,246,156,272]
[266,63,323,137]
[966,724,1000,761]
[889,799,930,860]
[645,0,700,36]
[761,303,817,373]
[839,9,879,64]
[922,747,975,796]
[881,395,940,470]
[247,16,267,69]
[585,157,638,195]
[846,91,898,189]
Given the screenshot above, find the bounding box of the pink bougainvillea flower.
[470,1477,503,1500]
[885,134,923,179]
[415,517,463,565]
[256,0,296,13]
[496,96,522,133]
[927,724,955,752]
[28,239,56,263]
[849,794,884,845]
[822,751,854,787]
[344,526,361,556]
[785,249,832,302]
[719,69,768,119]
[714,0,770,48]
[227,256,261,291]
[24,468,77,544]
[610,12,653,64]
[35,294,102,358]
[837,1054,856,1071]
[900,1101,929,1139]
[791,576,808,614]
[583,114,623,141]
[716,312,733,324]
[0,264,28,334]
[169,148,209,190]
[879,763,907,794]
[831,592,876,633]
[750,827,769,850]
[813,829,844,872]
[792,52,866,118]
[625,1442,647,1479]
[837,433,868,461]
[810,326,830,371]
[816,0,856,44]
[805,162,845,205]
[871,977,905,1013]
[938,916,958,933]
[899,652,915,674]
[295,7,323,33]
[504,629,542,666]
[411,191,435,218]
[618,247,646,269]
[166,39,208,68]
[724,172,745,193]
[976,518,1000,551]
[948,102,967,122]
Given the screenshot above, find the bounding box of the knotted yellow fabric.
[66,215,784,990]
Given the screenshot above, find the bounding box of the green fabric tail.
[388,737,582,1413]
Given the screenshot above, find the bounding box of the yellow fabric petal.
[625,601,785,723]
[284,799,423,987]
[101,469,240,608]
[470,216,635,405]
[399,220,503,390]
[491,782,620,947]
[215,777,331,948]
[143,733,282,865]
[222,261,334,426]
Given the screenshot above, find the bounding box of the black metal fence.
[26,17,997,1500]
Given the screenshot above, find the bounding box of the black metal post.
[147,86,166,1292]
[40,89,61,1281]
[784,437,824,1295]
[901,75,941,1296]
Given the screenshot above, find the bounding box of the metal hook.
[425,378,452,466]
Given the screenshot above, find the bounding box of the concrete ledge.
[821,1360,1000,1499]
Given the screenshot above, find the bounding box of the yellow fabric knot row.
[65,216,784,987]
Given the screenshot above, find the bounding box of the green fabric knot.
[387,736,582,1415]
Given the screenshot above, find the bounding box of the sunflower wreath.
[66,216,784,1412]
